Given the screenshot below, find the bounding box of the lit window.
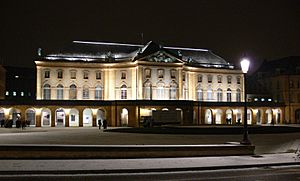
[261,98,265,101]
[44,70,50,78]
[207,75,213,83]
[96,71,101,80]
[95,85,103,100]
[5,91,9,96]
[121,72,127,79]
[268,98,272,102]
[158,69,164,79]
[13,92,17,96]
[254,98,258,101]
[121,85,127,99]
[15,75,19,79]
[21,92,24,96]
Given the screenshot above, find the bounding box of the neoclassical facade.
[0,41,285,127]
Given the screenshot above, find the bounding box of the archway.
[247,109,252,125]
[25,108,36,126]
[226,109,233,124]
[215,109,222,124]
[205,109,212,124]
[69,108,79,127]
[96,109,106,126]
[266,109,273,124]
[296,109,300,124]
[121,108,128,126]
[55,108,65,127]
[83,108,93,127]
[9,108,21,127]
[236,109,242,124]
[41,108,51,127]
[275,109,281,124]
[256,109,262,125]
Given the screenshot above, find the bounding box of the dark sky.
[1,0,300,72]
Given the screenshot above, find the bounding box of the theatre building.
[0,41,284,127]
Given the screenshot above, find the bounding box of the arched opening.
[143,80,152,100]
[217,88,223,102]
[236,89,241,102]
[205,109,212,124]
[69,84,77,100]
[121,108,128,126]
[43,84,51,100]
[83,108,93,127]
[25,108,36,126]
[82,85,89,99]
[120,84,127,99]
[57,84,64,100]
[169,81,178,100]
[196,84,203,101]
[215,109,222,124]
[55,108,65,127]
[207,87,212,101]
[156,82,165,100]
[275,109,281,124]
[236,109,242,124]
[95,84,103,100]
[256,109,262,125]
[41,108,51,127]
[226,109,233,124]
[227,88,232,102]
[96,109,106,126]
[296,109,300,124]
[69,108,79,127]
[9,108,21,127]
[247,109,252,125]
[266,109,273,124]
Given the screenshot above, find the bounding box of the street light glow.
[240,58,250,73]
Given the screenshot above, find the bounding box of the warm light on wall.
[4,108,10,116]
[34,108,42,116]
[140,108,152,116]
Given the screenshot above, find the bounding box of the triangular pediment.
[141,50,182,63]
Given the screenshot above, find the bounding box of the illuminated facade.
[0,41,285,127]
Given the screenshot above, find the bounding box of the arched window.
[236,89,241,102]
[169,81,177,100]
[217,88,223,102]
[207,87,212,101]
[57,84,64,100]
[227,88,232,102]
[43,84,51,100]
[82,85,89,99]
[156,82,165,99]
[196,85,203,101]
[95,85,103,100]
[143,81,152,100]
[121,85,127,99]
[69,84,77,100]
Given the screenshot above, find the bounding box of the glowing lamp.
[240,58,250,73]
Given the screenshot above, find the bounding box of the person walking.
[98,119,102,130]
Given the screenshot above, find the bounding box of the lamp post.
[240,58,251,145]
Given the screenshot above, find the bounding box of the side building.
[0,41,284,127]
[0,65,6,100]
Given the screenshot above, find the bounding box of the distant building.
[0,65,6,100]
[0,41,284,127]
[251,56,300,124]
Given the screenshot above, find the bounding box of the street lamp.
[240,58,251,145]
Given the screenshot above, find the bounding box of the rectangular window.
[158,69,164,79]
[44,70,50,78]
[170,69,176,79]
[121,72,126,79]
[197,74,202,82]
[182,72,186,81]
[217,75,222,83]
[83,71,89,79]
[207,75,213,83]
[227,76,232,84]
[57,70,63,79]
[5,91,9,96]
[145,69,151,78]
[237,76,241,84]
[96,72,101,80]
[70,71,76,79]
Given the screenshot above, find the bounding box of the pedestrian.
[103,119,107,129]
[0,119,4,127]
[98,119,102,130]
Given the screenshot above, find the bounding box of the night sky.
[1,0,300,72]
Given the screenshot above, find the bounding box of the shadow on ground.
[105,125,300,134]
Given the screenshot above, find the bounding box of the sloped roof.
[42,40,234,68]
[256,56,300,74]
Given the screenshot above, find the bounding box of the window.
[57,70,63,79]
[158,69,164,79]
[207,75,213,83]
[145,69,151,78]
[197,74,202,83]
[227,88,232,102]
[217,88,222,102]
[169,81,177,100]
[44,70,50,78]
[121,85,127,99]
[70,71,76,79]
[236,89,241,102]
[121,72,127,79]
[182,72,186,81]
[207,87,212,100]
[83,71,89,79]
[57,84,64,100]
[5,91,9,96]
[96,71,101,80]
[196,87,203,101]
[227,76,232,84]
[43,84,51,100]
[170,69,176,79]
[13,91,17,96]
[95,85,103,100]
[144,81,152,100]
[83,86,89,99]
[237,76,241,84]
[217,75,222,83]
[69,84,77,100]
[157,82,165,99]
